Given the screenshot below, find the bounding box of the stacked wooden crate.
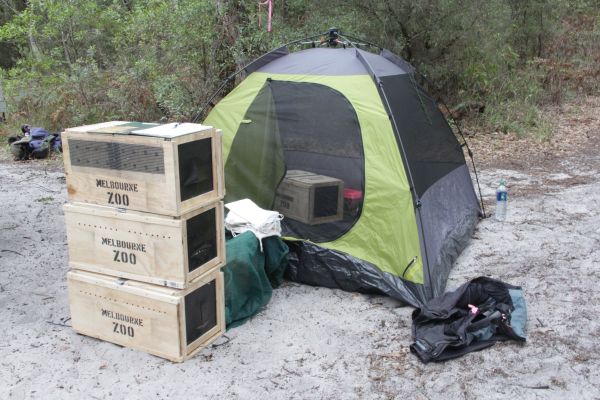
[62,121,226,362]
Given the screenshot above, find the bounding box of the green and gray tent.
[204,40,481,307]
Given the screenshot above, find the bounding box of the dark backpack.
[7,127,60,160]
[411,277,527,363]
[30,134,55,159]
[10,135,31,160]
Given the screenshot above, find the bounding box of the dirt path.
[0,98,599,399]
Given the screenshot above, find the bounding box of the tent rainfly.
[204,34,482,307]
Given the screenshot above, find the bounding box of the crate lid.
[286,173,342,185]
[132,122,213,138]
[65,121,130,133]
[65,121,213,138]
[63,202,182,227]
[68,268,220,299]
[285,169,314,178]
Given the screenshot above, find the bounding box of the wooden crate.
[274,170,344,225]
[64,201,225,289]
[63,121,224,216]
[68,269,225,363]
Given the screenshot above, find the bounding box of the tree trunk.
[28,29,41,62]
[61,30,73,68]
[27,0,42,62]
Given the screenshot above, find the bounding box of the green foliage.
[0,0,599,139]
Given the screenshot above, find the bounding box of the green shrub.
[0,0,598,139]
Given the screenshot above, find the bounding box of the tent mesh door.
[225,80,365,243]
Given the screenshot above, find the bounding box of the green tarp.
[223,232,289,328]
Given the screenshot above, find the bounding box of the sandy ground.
[1,98,599,399]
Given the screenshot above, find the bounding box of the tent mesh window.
[380,75,465,198]
[225,80,365,243]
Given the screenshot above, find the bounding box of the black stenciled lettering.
[101,308,143,327]
[106,192,131,206]
[102,238,146,253]
[99,179,139,192]
[112,322,135,338]
[112,250,137,265]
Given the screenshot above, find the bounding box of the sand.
[1,101,599,399]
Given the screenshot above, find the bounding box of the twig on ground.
[1,249,24,257]
[211,334,232,347]
[20,175,36,183]
[47,317,72,328]
[257,367,303,381]
[33,183,59,193]
[282,366,301,376]
[46,321,72,328]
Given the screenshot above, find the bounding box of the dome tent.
[202,31,482,307]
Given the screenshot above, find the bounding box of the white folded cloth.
[224,199,283,251]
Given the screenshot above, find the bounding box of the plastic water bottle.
[495,180,508,221]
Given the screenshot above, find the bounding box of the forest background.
[1,0,599,139]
